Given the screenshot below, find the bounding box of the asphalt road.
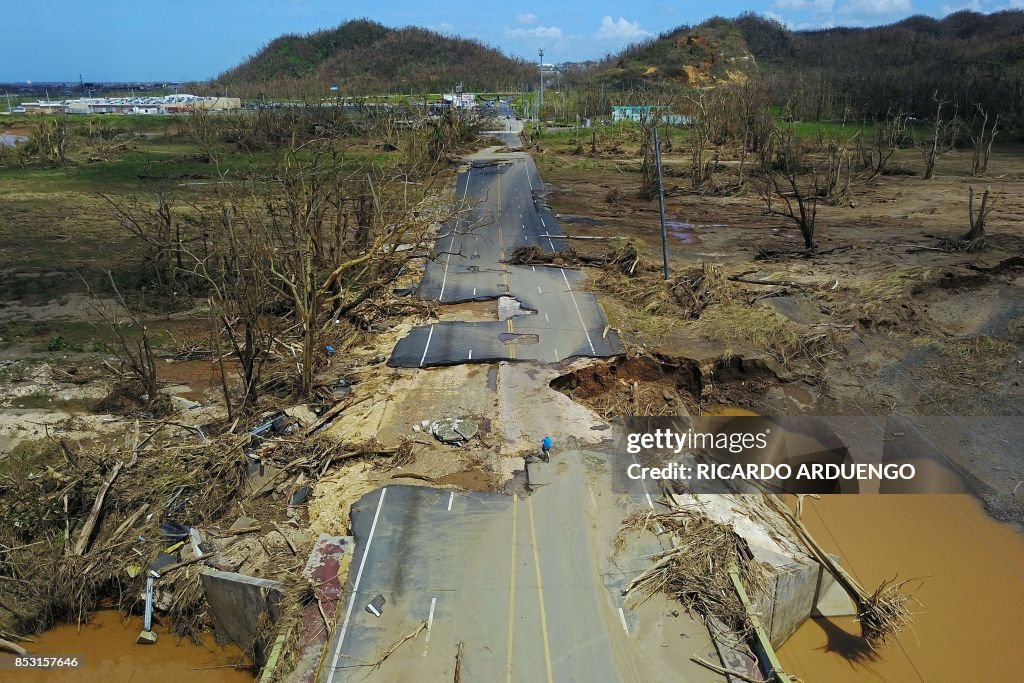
[320,105,721,682]
[389,109,622,367]
[319,453,716,683]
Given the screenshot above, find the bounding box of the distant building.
[20,94,241,115]
[611,105,691,125]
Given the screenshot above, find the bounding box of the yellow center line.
[505,494,518,683]
[527,496,555,683]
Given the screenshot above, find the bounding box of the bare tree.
[862,111,908,180]
[916,92,960,180]
[764,130,820,250]
[86,273,159,402]
[101,193,184,290]
[969,104,999,177]
[822,136,853,206]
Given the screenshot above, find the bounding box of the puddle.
[437,466,495,491]
[0,610,253,682]
[159,358,239,402]
[665,220,726,244]
[0,134,27,148]
[778,494,1024,682]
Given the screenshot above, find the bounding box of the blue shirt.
[542,437,552,450]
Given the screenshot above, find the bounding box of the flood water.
[0,610,253,682]
[777,494,1024,682]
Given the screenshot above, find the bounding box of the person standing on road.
[541,434,552,462]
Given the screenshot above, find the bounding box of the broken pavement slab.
[200,569,283,666]
[429,416,479,444]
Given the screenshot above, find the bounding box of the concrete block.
[812,553,857,618]
[200,569,283,666]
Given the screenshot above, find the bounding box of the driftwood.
[0,637,30,656]
[453,641,464,683]
[214,525,261,538]
[690,656,763,683]
[305,396,364,436]
[369,620,428,671]
[728,274,805,288]
[272,522,298,555]
[72,460,125,556]
[153,553,213,577]
[538,233,616,240]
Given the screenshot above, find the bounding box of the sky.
[2,0,1022,82]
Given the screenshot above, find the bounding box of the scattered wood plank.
[213,525,261,538]
[538,234,615,240]
[453,641,464,683]
[272,522,298,555]
[728,274,805,288]
[72,460,125,556]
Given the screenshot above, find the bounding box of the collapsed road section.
[389,131,622,367]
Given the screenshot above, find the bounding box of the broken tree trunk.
[0,637,30,656]
[72,460,124,555]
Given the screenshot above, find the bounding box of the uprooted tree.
[942,186,994,252]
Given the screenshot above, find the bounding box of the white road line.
[629,454,656,510]
[468,349,473,360]
[537,285,543,294]
[560,269,597,355]
[327,488,388,680]
[553,348,560,362]
[423,596,438,656]
[532,266,536,272]
[588,486,598,510]
[522,223,526,230]
[447,492,454,511]
[438,169,472,302]
[544,312,549,322]
[526,163,533,191]
[548,238,556,250]
[472,287,476,296]
[419,325,435,367]
[540,217,546,228]
[618,607,629,633]
[426,597,437,636]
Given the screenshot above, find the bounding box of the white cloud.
[505,25,564,41]
[940,0,982,13]
[764,11,794,27]
[840,0,913,15]
[774,0,835,11]
[516,13,538,25]
[595,16,652,41]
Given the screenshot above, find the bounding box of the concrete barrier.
[201,569,283,665]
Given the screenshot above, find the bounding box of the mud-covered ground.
[531,132,1024,523]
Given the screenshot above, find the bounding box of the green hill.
[215,19,535,96]
[589,11,1024,125]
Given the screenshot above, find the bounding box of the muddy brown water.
[159,358,239,402]
[0,611,253,682]
[776,493,1024,682]
[704,406,1024,680]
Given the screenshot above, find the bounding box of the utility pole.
[538,48,545,122]
[654,127,670,280]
